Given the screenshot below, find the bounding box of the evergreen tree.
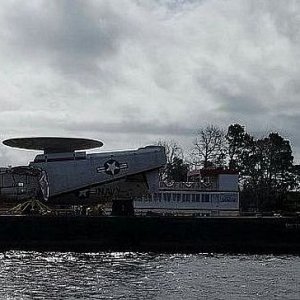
[166,157,189,182]
[226,123,253,171]
[225,124,296,211]
[241,132,295,211]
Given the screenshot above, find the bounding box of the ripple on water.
[0,251,299,299]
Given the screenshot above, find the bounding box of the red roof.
[188,168,239,177]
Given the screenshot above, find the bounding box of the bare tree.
[191,125,226,169]
[156,139,183,164]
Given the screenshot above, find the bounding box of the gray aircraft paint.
[30,146,166,197]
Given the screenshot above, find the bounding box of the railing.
[159,181,217,191]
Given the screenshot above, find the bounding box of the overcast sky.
[0,0,300,166]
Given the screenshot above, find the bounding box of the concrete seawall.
[0,215,299,254]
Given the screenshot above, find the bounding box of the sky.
[0,0,300,166]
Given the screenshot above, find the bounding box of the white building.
[134,169,239,217]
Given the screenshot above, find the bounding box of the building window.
[192,194,196,202]
[202,194,210,202]
[162,193,171,202]
[196,194,200,202]
[158,193,162,202]
[182,194,186,202]
[172,193,178,202]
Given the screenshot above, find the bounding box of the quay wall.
[0,215,299,254]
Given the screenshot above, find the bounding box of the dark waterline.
[0,251,299,299]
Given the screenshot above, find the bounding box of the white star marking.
[105,161,120,175]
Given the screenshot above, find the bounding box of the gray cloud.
[64,119,195,136]
[1,0,300,165]
[1,1,128,86]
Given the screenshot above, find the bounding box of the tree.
[226,124,253,170]
[156,140,186,181]
[191,125,226,169]
[156,139,183,165]
[165,157,189,182]
[240,132,295,211]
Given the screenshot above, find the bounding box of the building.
[134,168,239,216]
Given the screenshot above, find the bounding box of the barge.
[0,137,299,254]
[0,214,299,254]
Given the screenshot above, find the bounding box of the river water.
[0,251,299,299]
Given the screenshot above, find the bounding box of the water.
[0,252,299,299]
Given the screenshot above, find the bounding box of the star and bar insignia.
[97,159,128,176]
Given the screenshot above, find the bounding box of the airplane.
[0,137,166,215]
